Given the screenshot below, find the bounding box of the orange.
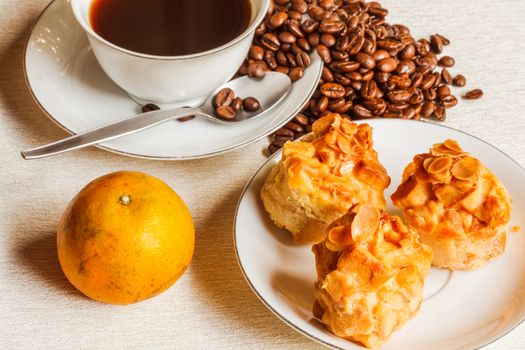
[57,171,194,304]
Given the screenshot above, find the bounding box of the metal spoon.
[21,72,291,159]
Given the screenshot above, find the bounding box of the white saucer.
[24,0,323,160]
[235,119,525,349]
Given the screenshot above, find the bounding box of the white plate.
[234,119,525,350]
[23,0,322,160]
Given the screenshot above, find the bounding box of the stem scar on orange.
[57,171,194,304]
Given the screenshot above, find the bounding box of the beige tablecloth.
[1,0,524,349]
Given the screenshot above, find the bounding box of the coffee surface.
[90,0,252,56]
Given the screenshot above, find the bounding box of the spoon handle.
[21,107,202,159]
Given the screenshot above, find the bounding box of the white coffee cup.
[70,0,270,106]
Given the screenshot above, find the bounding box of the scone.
[260,114,390,243]
[391,139,512,270]
[312,205,432,349]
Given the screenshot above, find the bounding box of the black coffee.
[90,0,252,56]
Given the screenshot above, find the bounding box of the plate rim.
[22,0,323,161]
[233,118,525,350]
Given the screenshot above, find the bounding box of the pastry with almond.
[312,205,432,349]
[260,114,391,243]
[391,139,512,270]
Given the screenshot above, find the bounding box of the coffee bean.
[437,84,451,98]
[275,127,294,137]
[268,143,281,155]
[438,55,455,67]
[276,51,287,66]
[420,74,436,90]
[376,57,398,73]
[409,89,424,104]
[373,49,389,61]
[356,52,376,69]
[141,103,160,113]
[268,11,288,29]
[287,20,304,38]
[316,45,332,63]
[285,121,303,133]
[286,53,297,67]
[296,51,311,68]
[264,51,278,69]
[177,116,196,122]
[279,31,296,44]
[402,107,416,119]
[246,60,268,78]
[322,66,334,82]
[213,87,234,108]
[320,33,336,47]
[249,45,264,60]
[361,69,374,81]
[308,6,327,21]
[301,18,319,33]
[271,136,288,148]
[316,96,329,112]
[334,73,351,86]
[369,6,388,17]
[422,102,435,118]
[463,89,483,100]
[441,68,452,84]
[296,38,311,51]
[328,97,345,110]
[434,105,446,120]
[347,35,365,55]
[288,67,304,81]
[215,105,236,120]
[291,0,307,13]
[377,39,403,51]
[436,33,450,45]
[361,38,376,55]
[416,38,431,56]
[383,110,402,118]
[452,74,467,87]
[320,83,345,99]
[275,66,289,74]
[400,44,416,60]
[243,97,261,112]
[390,75,411,89]
[332,100,353,113]
[335,61,360,73]
[350,83,363,94]
[330,51,348,63]
[396,60,416,75]
[319,18,345,34]
[351,105,373,118]
[375,72,390,83]
[387,90,412,103]
[231,97,243,111]
[410,72,423,88]
[361,80,379,99]
[440,94,458,108]
[261,33,280,51]
[430,34,443,54]
[423,88,437,100]
[362,98,387,115]
[293,113,309,126]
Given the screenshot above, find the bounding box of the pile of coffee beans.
[212,88,261,120]
[234,0,483,154]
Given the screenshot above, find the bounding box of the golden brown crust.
[313,205,432,348]
[260,114,391,243]
[391,139,512,270]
